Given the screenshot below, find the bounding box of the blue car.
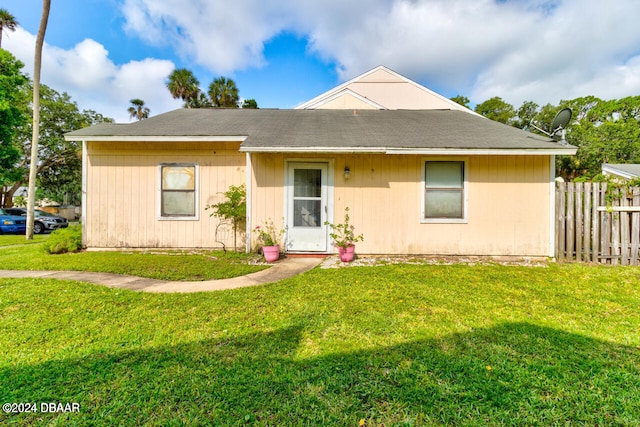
[0,208,27,234]
[3,207,69,234]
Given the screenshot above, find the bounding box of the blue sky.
[4,0,640,122]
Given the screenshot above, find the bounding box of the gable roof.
[66,108,576,155]
[295,65,478,114]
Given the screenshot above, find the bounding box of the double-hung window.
[159,164,198,219]
[423,160,467,222]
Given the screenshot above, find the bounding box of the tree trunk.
[1,183,21,208]
[26,0,51,239]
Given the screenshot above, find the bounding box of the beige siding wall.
[251,153,552,256]
[85,141,245,249]
[347,82,460,110]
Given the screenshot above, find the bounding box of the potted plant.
[324,207,364,262]
[254,219,284,262]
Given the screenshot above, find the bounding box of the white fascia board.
[385,148,578,156]
[240,146,577,155]
[64,135,247,142]
[239,146,386,154]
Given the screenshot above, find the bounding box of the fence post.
[621,190,630,265]
[600,184,610,264]
[592,182,600,263]
[611,193,621,265]
[632,187,640,265]
[575,182,583,261]
[566,182,575,260]
[583,182,592,262]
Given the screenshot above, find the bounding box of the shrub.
[43,225,82,254]
[205,184,246,251]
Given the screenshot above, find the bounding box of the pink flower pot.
[262,245,280,262]
[338,244,356,262]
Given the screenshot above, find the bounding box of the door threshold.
[285,253,328,258]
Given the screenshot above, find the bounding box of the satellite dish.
[550,108,572,140]
[530,107,572,144]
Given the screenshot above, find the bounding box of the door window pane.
[294,200,321,227]
[294,169,321,197]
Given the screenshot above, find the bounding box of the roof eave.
[385,147,578,155]
[240,146,578,155]
[64,135,248,142]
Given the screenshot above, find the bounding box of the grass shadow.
[1,322,638,426]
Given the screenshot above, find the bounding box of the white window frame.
[421,158,468,224]
[157,163,199,221]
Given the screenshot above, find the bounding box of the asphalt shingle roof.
[603,163,640,177]
[65,108,575,153]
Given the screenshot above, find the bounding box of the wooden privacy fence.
[556,182,640,264]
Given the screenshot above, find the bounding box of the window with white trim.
[423,160,466,221]
[159,164,198,218]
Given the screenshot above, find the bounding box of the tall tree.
[26,0,50,240]
[1,84,113,208]
[0,50,28,206]
[208,76,239,108]
[166,68,200,107]
[128,98,150,121]
[558,96,640,179]
[0,8,18,49]
[513,100,539,130]
[450,95,470,109]
[474,96,516,124]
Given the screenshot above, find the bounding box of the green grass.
[0,238,267,281]
[1,263,639,426]
[0,234,48,246]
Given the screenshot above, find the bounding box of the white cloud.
[4,0,640,124]
[5,27,181,123]
[119,0,640,107]
[121,0,289,73]
[469,0,640,106]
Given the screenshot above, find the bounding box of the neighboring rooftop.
[602,163,640,179]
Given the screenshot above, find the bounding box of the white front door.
[286,162,330,252]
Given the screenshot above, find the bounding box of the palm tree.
[128,98,150,121]
[0,8,18,49]
[208,76,239,108]
[166,68,200,108]
[26,0,50,240]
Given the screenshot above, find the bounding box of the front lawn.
[0,239,266,281]
[1,263,639,425]
[0,234,48,246]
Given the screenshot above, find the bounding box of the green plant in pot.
[324,207,363,262]
[254,219,284,262]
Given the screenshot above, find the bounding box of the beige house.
[65,66,576,257]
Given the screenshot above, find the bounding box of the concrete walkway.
[0,257,323,293]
